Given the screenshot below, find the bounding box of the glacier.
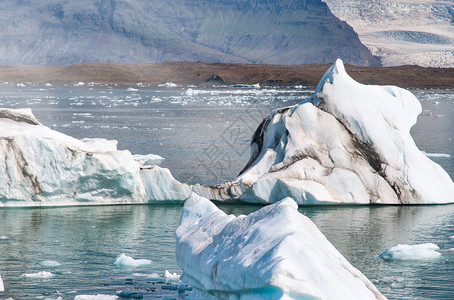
[0,108,191,207]
[176,193,386,299]
[195,59,454,204]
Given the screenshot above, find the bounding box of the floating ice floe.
[158,82,178,87]
[20,271,54,280]
[39,260,61,268]
[194,59,454,204]
[0,108,192,206]
[164,270,181,283]
[116,290,144,298]
[114,253,152,268]
[422,152,451,158]
[185,88,198,96]
[176,193,386,299]
[379,243,442,261]
[74,295,118,300]
[230,83,260,88]
[132,272,161,279]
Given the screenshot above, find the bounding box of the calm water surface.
[0,83,453,299]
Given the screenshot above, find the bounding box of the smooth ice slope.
[195,59,454,204]
[176,194,386,299]
[0,108,191,206]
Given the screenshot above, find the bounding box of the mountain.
[323,0,454,67]
[0,0,380,66]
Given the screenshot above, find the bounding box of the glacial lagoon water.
[0,83,453,299]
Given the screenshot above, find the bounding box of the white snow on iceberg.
[176,193,386,299]
[379,243,442,261]
[0,108,192,206]
[194,59,454,204]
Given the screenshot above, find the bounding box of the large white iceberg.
[176,194,386,299]
[195,59,454,204]
[0,108,192,206]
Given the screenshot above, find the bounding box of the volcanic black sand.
[1,61,453,88]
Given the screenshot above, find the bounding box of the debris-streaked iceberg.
[195,59,454,204]
[176,194,386,299]
[0,108,192,206]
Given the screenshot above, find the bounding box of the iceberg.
[0,274,4,292]
[176,194,386,299]
[379,243,442,261]
[195,59,454,204]
[0,108,192,207]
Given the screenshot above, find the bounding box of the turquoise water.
[0,83,453,299]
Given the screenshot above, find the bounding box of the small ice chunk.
[114,254,152,268]
[20,271,54,279]
[379,243,442,260]
[158,82,177,87]
[39,260,61,267]
[0,236,8,240]
[76,82,85,86]
[185,88,199,96]
[164,270,181,283]
[127,88,138,92]
[390,282,406,289]
[0,274,4,292]
[132,273,161,279]
[449,235,454,239]
[74,295,118,300]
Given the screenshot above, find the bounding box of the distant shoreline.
[1,61,454,88]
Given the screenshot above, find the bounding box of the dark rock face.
[203,75,225,85]
[0,0,381,66]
